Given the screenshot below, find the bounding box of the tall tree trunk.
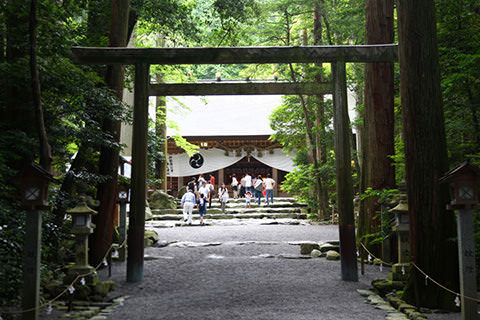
[5,1,33,136]
[0,1,5,62]
[29,0,52,172]
[313,2,329,219]
[155,37,167,192]
[397,0,458,309]
[155,83,167,192]
[90,0,130,265]
[359,0,395,256]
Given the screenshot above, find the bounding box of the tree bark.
[5,1,33,136]
[155,73,168,192]
[313,2,329,219]
[397,0,459,309]
[154,36,167,192]
[359,0,395,256]
[29,0,52,172]
[0,3,5,62]
[90,0,130,265]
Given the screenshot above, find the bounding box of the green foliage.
[360,187,399,204]
[437,0,480,163]
[0,0,133,305]
[359,188,398,245]
[0,131,27,305]
[280,164,318,211]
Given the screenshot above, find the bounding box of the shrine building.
[164,95,295,196]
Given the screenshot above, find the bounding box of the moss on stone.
[94,280,115,297]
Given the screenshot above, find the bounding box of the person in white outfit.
[198,181,210,200]
[244,173,252,192]
[218,183,229,214]
[231,173,239,199]
[181,189,196,225]
[264,174,276,205]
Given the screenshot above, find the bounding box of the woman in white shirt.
[231,173,239,199]
[218,183,229,214]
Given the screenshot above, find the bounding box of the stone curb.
[358,279,433,320]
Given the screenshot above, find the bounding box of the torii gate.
[72,44,398,283]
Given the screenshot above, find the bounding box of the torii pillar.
[332,61,358,281]
[127,63,150,282]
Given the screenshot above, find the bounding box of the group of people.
[230,173,276,207]
[180,172,276,225]
[180,173,230,225]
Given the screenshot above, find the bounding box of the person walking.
[180,188,196,225]
[198,181,210,203]
[253,175,264,205]
[187,177,197,195]
[244,173,252,193]
[231,173,239,199]
[218,183,229,214]
[239,174,246,198]
[197,193,207,226]
[206,179,215,208]
[197,174,206,190]
[264,174,276,205]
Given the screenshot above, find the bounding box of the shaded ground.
[97,224,460,320]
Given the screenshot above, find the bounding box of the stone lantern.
[440,161,480,320]
[66,199,98,284]
[17,162,56,320]
[388,200,410,281]
[18,162,55,209]
[441,161,480,209]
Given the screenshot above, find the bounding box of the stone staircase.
[148,197,308,226]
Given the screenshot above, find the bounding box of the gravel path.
[99,224,460,320]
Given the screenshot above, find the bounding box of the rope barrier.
[359,242,393,267]
[1,239,127,316]
[359,242,480,304]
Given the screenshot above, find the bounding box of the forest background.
[1,0,479,313]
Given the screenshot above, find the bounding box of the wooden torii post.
[72,44,397,283]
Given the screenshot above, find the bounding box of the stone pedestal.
[457,209,478,320]
[389,227,410,281]
[389,263,410,281]
[66,225,97,285]
[22,210,42,320]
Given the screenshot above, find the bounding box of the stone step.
[145,218,312,228]
[177,201,307,208]
[153,202,307,214]
[152,206,303,215]
[176,197,302,204]
[150,211,307,221]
